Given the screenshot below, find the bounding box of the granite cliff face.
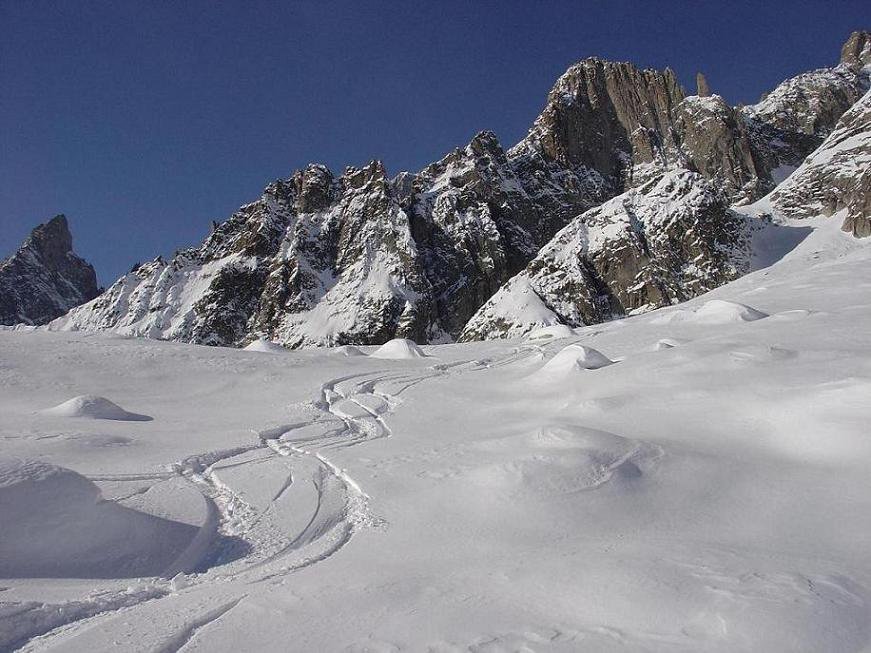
[52,32,871,346]
[0,215,99,326]
[769,89,871,238]
[741,30,870,192]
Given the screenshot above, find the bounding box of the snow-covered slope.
[0,215,99,326]
[2,214,871,652]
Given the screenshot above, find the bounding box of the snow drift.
[41,395,152,421]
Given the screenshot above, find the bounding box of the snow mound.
[331,345,366,356]
[370,338,428,359]
[533,343,613,380]
[0,459,204,578]
[525,324,576,342]
[243,338,285,353]
[693,300,769,324]
[41,395,152,421]
[651,300,768,325]
[468,425,660,496]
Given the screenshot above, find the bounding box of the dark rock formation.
[0,215,99,325]
[770,90,871,238]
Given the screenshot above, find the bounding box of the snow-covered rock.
[769,90,871,237]
[461,171,752,340]
[0,215,99,326]
[741,31,870,194]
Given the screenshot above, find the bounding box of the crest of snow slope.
[40,394,152,421]
[0,215,99,326]
[461,170,752,340]
[769,89,871,237]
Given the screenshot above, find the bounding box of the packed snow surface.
[1,219,871,652]
[40,394,152,421]
[369,338,428,359]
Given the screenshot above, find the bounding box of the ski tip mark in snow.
[39,394,153,421]
[652,338,687,351]
[525,324,577,342]
[152,596,246,653]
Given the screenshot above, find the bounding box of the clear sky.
[1,0,868,283]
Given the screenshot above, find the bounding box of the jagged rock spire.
[840,30,871,68]
[0,215,99,325]
[696,72,711,97]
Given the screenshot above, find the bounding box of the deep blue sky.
[1,1,867,283]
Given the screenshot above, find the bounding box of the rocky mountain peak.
[292,164,335,213]
[24,214,74,264]
[840,30,871,69]
[0,214,99,325]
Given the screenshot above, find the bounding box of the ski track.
[8,344,544,650]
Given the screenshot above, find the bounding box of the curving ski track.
[10,344,542,651]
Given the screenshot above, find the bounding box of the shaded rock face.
[510,58,764,202]
[460,171,753,340]
[770,90,871,238]
[0,215,99,326]
[51,31,871,347]
[741,31,870,193]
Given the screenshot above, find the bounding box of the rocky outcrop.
[508,57,766,202]
[0,215,99,326]
[460,171,752,340]
[741,30,870,193]
[696,73,711,97]
[769,90,871,237]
